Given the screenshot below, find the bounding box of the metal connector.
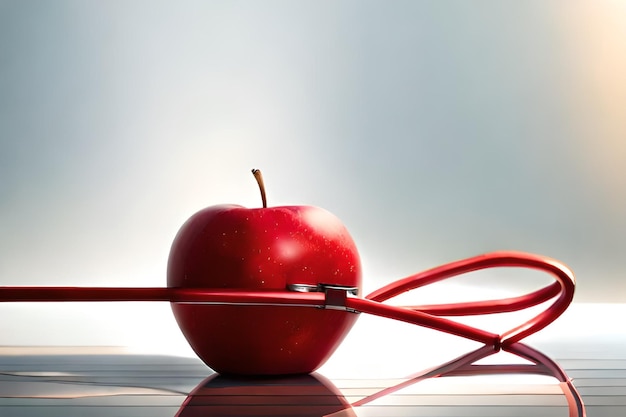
[287,283,359,312]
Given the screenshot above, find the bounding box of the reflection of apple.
[175,373,356,417]
[167,170,362,375]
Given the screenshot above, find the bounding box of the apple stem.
[251,169,267,208]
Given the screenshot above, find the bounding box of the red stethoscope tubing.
[0,251,575,348]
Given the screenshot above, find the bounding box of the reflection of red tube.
[505,343,586,417]
[352,342,585,417]
[0,251,575,373]
[175,373,356,417]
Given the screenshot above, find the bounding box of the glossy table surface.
[0,304,624,417]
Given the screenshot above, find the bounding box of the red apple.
[167,170,362,375]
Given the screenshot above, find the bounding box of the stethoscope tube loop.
[363,251,575,347]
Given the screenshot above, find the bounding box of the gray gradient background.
[0,1,625,346]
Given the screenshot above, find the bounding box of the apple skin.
[167,204,362,375]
